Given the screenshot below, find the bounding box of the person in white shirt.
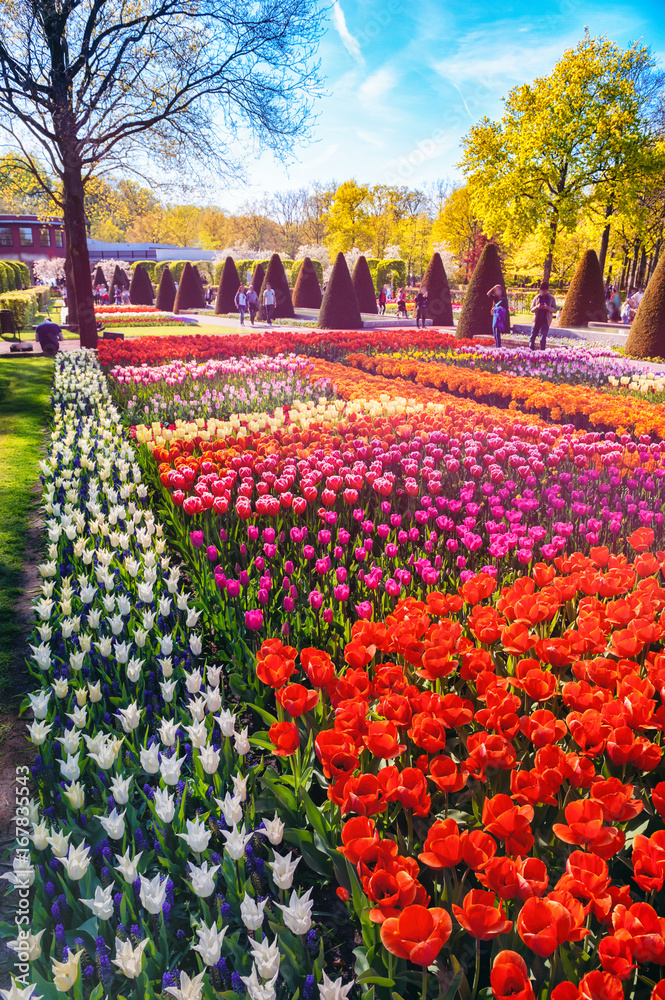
[263,282,276,325]
[234,284,247,326]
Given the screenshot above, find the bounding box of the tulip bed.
[7,336,665,1000]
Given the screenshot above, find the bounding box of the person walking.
[529,282,557,350]
[246,284,259,326]
[234,284,247,326]
[414,286,428,328]
[263,282,276,325]
[397,287,407,318]
[607,285,622,322]
[114,284,122,305]
[378,287,387,315]
[487,283,510,347]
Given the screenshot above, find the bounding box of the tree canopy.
[460,32,664,282]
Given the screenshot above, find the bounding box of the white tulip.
[114,848,142,883]
[81,883,114,920]
[74,687,87,707]
[184,718,207,747]
[30,821,49,851]
[154,788,175,824]
[142,609,157,630]
[108,613,124,636]
[114,640,132,663]
[59,842,91,880]
[51,950,82,992]
[187,696,207,723]
[240,966,278,1000]
[222,823,251,861]
[46,829,71,858]
[87,680,102,702]
[160,752,184,785]
[111,937,149,979]
[158,596,172,617]
[56,730,81,755]
[61,781,85,810]
[178,818,211,854]
[189,633,202,656]
[158,719,180,746]
[186,607,202,628]
[140,743,160,774]
[126,656,143,682]
[96,636,112,657]
[116,702,141,732]
[232,772,249,803]
[110,775,132,805]
[215,792,243,828]
[66,705,87,729]
[59,753,80,782]
[248,936,281,980]
[277,887,314,935]
[198,744,220,775]
[164,970,206,1000]
[159,656,174,677]
[52,677,69,699]
[192,921,227,966]
[240,892,267,931]
[318,972,355,1000]
[139,873,168,914]
[27,721,52,746]
[188,860,220,898]
[185,668,203,694]
[117,593,131,615]
[161,678,177,702]
[6,928,45,962]
[269,851,300,891]
[205,686,222,713]
[28,689,51,720]
[159,634,173,655]
[234,727,251,755]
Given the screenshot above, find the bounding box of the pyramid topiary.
[318,252,362,330]
[456,242,506,339]
[352,256,378,314]
[93,265,107,288]
[215,257,240,315]
[156,266,176,312]
[193,265,206,299]
[112,264,130,291]
[558,250,607,328]
[259,253,294,321]
[173,261,206,313]
[129,263,154,306]
[625,254,665,359]
[292,256,322,309]
[422,252,454,326]
[250,262,265,296]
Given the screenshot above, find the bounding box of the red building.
[0,214,66,262]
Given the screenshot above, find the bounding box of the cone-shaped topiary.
[422,252,453,326]
[215,257,241,315]
[193,265,206,299]
[259,254,294,320]
[352,256,378,314]
[558,250,607,328]
[173,261,206,313]
[156,266,176,312]
[625,254,665,359]
[93,265,107,288]
[318,252,363,330]
[250,262,265,296]
[456,242,506,339]
[129,263,154,306]
[112,264,130,291]
[292,256,322,309]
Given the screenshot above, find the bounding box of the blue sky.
[216,0,665,210]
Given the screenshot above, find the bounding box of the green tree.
[460,32,662,283]
[430,185,485,278]
[324,180,371,254]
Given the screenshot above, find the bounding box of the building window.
[54,230,63,247]
[19,227,34,246]
[0,226,12,246]
[39,228,51,247]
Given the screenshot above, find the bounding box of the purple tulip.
[190,530,204,548]
[244,609,263,631]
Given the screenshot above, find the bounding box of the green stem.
[422,965,429,1000]
[471,937,481,1000]
[546,948,559,1000]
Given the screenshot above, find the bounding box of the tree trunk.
[598,202,613,275]
[637,247,648,289]
[64,225,78,329]
[61,150,97,348]
[542,214,559,283]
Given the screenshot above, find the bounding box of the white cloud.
[331,1,364,64]
[356,130,387,149]
[358,67,398,110]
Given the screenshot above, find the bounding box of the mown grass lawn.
[0,356,53,703]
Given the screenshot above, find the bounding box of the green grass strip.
[0,356,53,702]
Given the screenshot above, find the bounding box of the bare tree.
[269,188,309,257]
[0,0,323,344]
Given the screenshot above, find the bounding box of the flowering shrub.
[255,540,665,997]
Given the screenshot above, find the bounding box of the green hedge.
[291,258,324,286]
[155,260,213,285]
[215,259,270,285]
[0,261,32,291]
[374,258,407,293]
[0,286,49,329]
[130,260,157,280]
